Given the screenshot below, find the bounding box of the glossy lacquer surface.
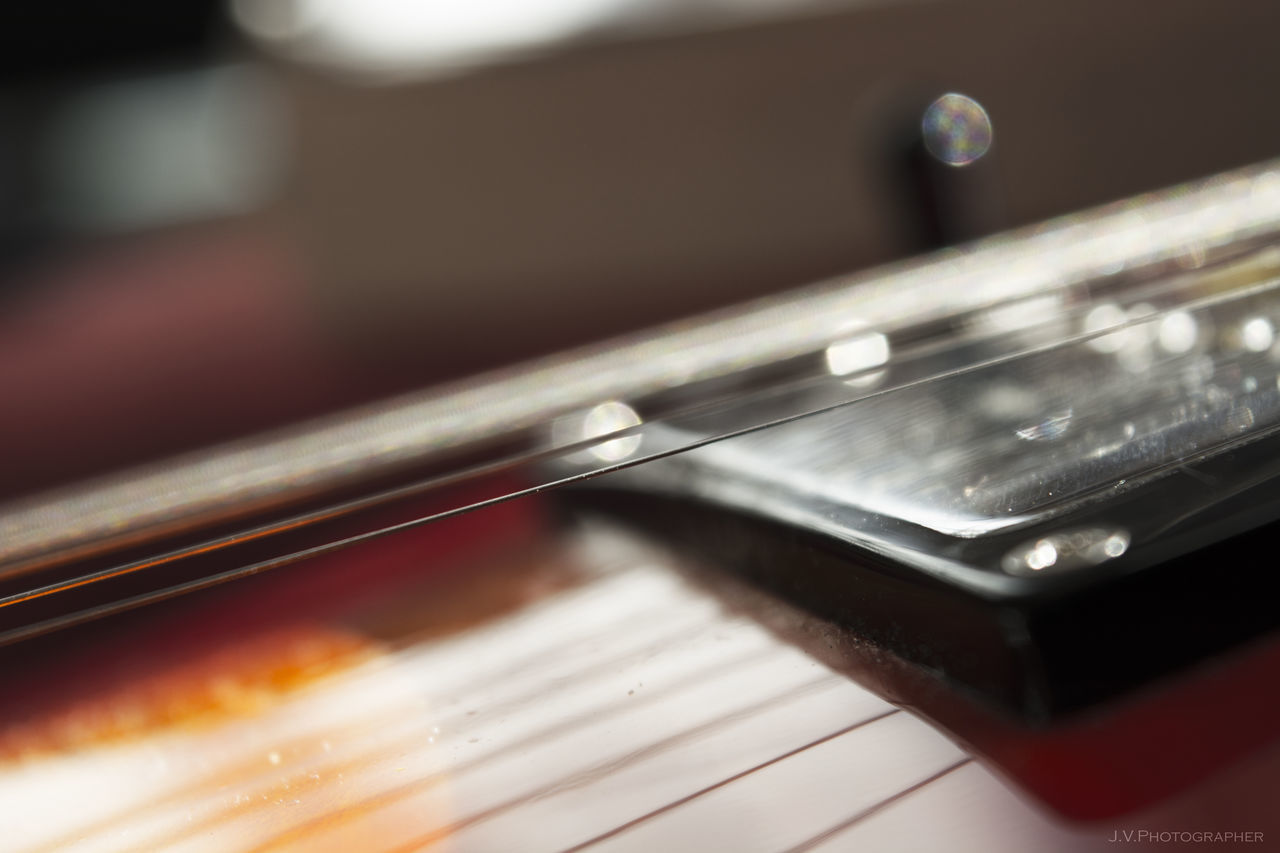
[1,489,1277,852]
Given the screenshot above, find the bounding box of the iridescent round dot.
[921,93,993,166]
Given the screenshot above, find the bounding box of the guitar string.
[140,641,794,853]
[10,558,962,850]
[560,708,902,852]
[241,671,847,853]
[380,674,863,853]
[11,228,1277,600]
[12,547,924,853]
[779,758,974,853]
[21,594,720,853]
[5,267,1220,644]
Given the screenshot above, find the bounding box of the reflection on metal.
[612,264,1280,541]
[1241,316,1275,352]
[1002,528,1130,576]
[973,294,1064,335]
[551,400,643,462]
[582,401,644,462]
[1014,409,1072,443]
[1083,303,1130,353]
[1158,311,1199,354]
[824,331,890,377]
[921,93,992,167]
[6,161,1280,576]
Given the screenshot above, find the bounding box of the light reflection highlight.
[1083,303,1130,353]
[235,0,635,72]
[1158,311,1199,354]
[1026,540,1057,571]
[1015,409,1072,442]
[581,401,643,462]
[824,332,890,377]
[1242,317,1275,352]
[1102,533,1129,558]
[1003,528,1131,576]
[921,93,993,167]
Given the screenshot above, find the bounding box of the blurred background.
[4,0,1280,502]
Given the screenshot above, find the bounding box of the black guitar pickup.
[562,253,1280,721]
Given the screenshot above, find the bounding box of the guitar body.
[3,486,1277,852]
[4,0,1280,844]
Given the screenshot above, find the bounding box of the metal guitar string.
[6,267,1280,645]
[5,161,1280,576]
[5,162,1280,642]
